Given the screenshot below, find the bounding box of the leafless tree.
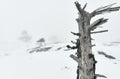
[67,1,120,79]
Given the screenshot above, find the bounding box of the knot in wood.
[88,53,94,59]
[83,35,89,41]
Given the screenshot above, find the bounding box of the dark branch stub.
[91,30,108,34]
[71,32,81,36]
[98,51,116,59]
[66,39,80,50]
[95,74,107,78]
[66,45,77,49]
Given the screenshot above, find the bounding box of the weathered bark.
[69,1,120,79]
[74,2,96,79]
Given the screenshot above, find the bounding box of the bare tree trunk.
[69,1,120,79]
[75,2,95,79]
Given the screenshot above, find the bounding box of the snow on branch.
[90,3,120,18]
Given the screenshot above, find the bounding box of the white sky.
[0,0,120,43]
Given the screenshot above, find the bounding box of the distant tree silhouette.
[19,30,32,42]
[36,38,46,47]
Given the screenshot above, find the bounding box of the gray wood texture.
[70,1,120,79]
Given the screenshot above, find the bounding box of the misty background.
[0,0,120,79]
[0,0,120,44]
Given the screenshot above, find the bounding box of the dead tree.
[67,1,120,79]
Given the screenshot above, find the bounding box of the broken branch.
[90,3,120,18]
[82,3,87,10]
[66,45,77,49]
[98,51,116,59]
[91,30,108,34]
[74,1,83,14]
[94,3,116,12]
[70,54,79,62]
[89,18,108,31]
[71,32,81,36]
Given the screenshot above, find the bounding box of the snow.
[0,42,120,79]
[0,0,119,79]
[0,42,76,79]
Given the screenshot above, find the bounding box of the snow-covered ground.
[0,0,119,79]
[0,41,120,79]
